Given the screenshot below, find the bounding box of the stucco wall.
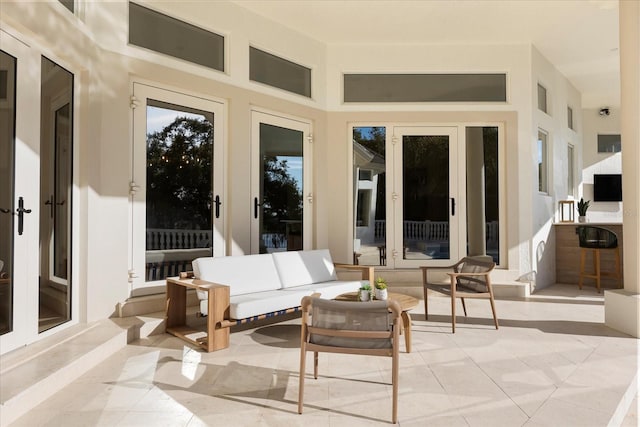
[581,107,623,223]
[531,47,583,291]
[1,0,586,325]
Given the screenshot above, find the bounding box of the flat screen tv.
[593,174,622,202]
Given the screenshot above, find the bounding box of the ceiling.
[232,0,620,108]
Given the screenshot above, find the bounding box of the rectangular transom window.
[597,134,621,153]
[343,73,506,103]
[249,47,311,98]
[129,2,224,72]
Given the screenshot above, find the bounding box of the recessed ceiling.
[232,0,620,108]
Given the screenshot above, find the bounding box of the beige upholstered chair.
[298,296,402,424]
[420,256,498,333]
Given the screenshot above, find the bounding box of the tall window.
[567,106,574,130]
[567,144,575,197]
[537,83,548,113]
[537,129,548,193]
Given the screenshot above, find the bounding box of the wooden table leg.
[206,286,230,352]
[401,311,412,353]
[166,280,186,329]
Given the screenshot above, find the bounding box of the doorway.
[352,124,501,269]
[0,38,75,354]
[131,83,226,296]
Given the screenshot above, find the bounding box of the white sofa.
[192,249,372,320]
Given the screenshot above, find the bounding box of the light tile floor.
[10,285,639,426]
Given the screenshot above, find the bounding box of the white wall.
[531,47,583,290]
[1,0,589,325]
[581,107,623,223]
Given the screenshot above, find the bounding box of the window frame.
[537,129,549,194]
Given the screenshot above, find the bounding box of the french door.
[392,127,460,268]
[251,111,312,253]
[131,83,225,296]
[1,33,75,354]
[353,124,502,269]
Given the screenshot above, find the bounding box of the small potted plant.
[577,197,590,223]
[374,277,388,300]
[359,283,372,302]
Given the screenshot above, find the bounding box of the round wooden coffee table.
[334,291,419,352]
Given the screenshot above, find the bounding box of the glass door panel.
[251,111,311,254]
[131,84,225,296]
[352,126,387,266]
[393,127,458,267]
[144,101,214,281]
[465,126,500,264]
[0,50,17,337]
[39,57,73,332]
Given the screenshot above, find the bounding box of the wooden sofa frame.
[165,264,373,352]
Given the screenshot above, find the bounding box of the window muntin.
[344,74,507,103]
[129,2,225,72]
[537,129,548,193]
[250,47,311,98]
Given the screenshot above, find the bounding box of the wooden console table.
[166,276,230,352]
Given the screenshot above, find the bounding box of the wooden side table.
[335,291,419,352]
[166,277,230,352]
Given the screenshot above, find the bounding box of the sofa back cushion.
[192,254,281,296]
[272,249,337,288]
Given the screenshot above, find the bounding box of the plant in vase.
[577,198,590,223]
[358,283,372,302]
[374,277,388,300]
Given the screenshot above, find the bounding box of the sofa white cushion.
[279,280,363,300]
[272,249,337,289]
[193,254,281,297]
[229,289,310,320]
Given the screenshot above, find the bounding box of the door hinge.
[392,192,399,201]
[307,134,313,143]
[130,95,140,109]
[392,249,399,259]
[307,193,313,203]
[129,181,140,196]
[128,269,138,282]
[392,135,398,145]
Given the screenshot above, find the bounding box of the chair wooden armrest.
[334,263,374,281]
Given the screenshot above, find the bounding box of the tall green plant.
[577,198,590,216]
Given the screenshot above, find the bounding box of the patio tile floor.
[9,285,638,426]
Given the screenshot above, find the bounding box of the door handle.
[214,195,222,219]
[254,197,261,219]
[45,195,54,218]
[451,197,456,216]
[17,196,32,235]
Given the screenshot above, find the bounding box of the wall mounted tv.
[593,174,622,202]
